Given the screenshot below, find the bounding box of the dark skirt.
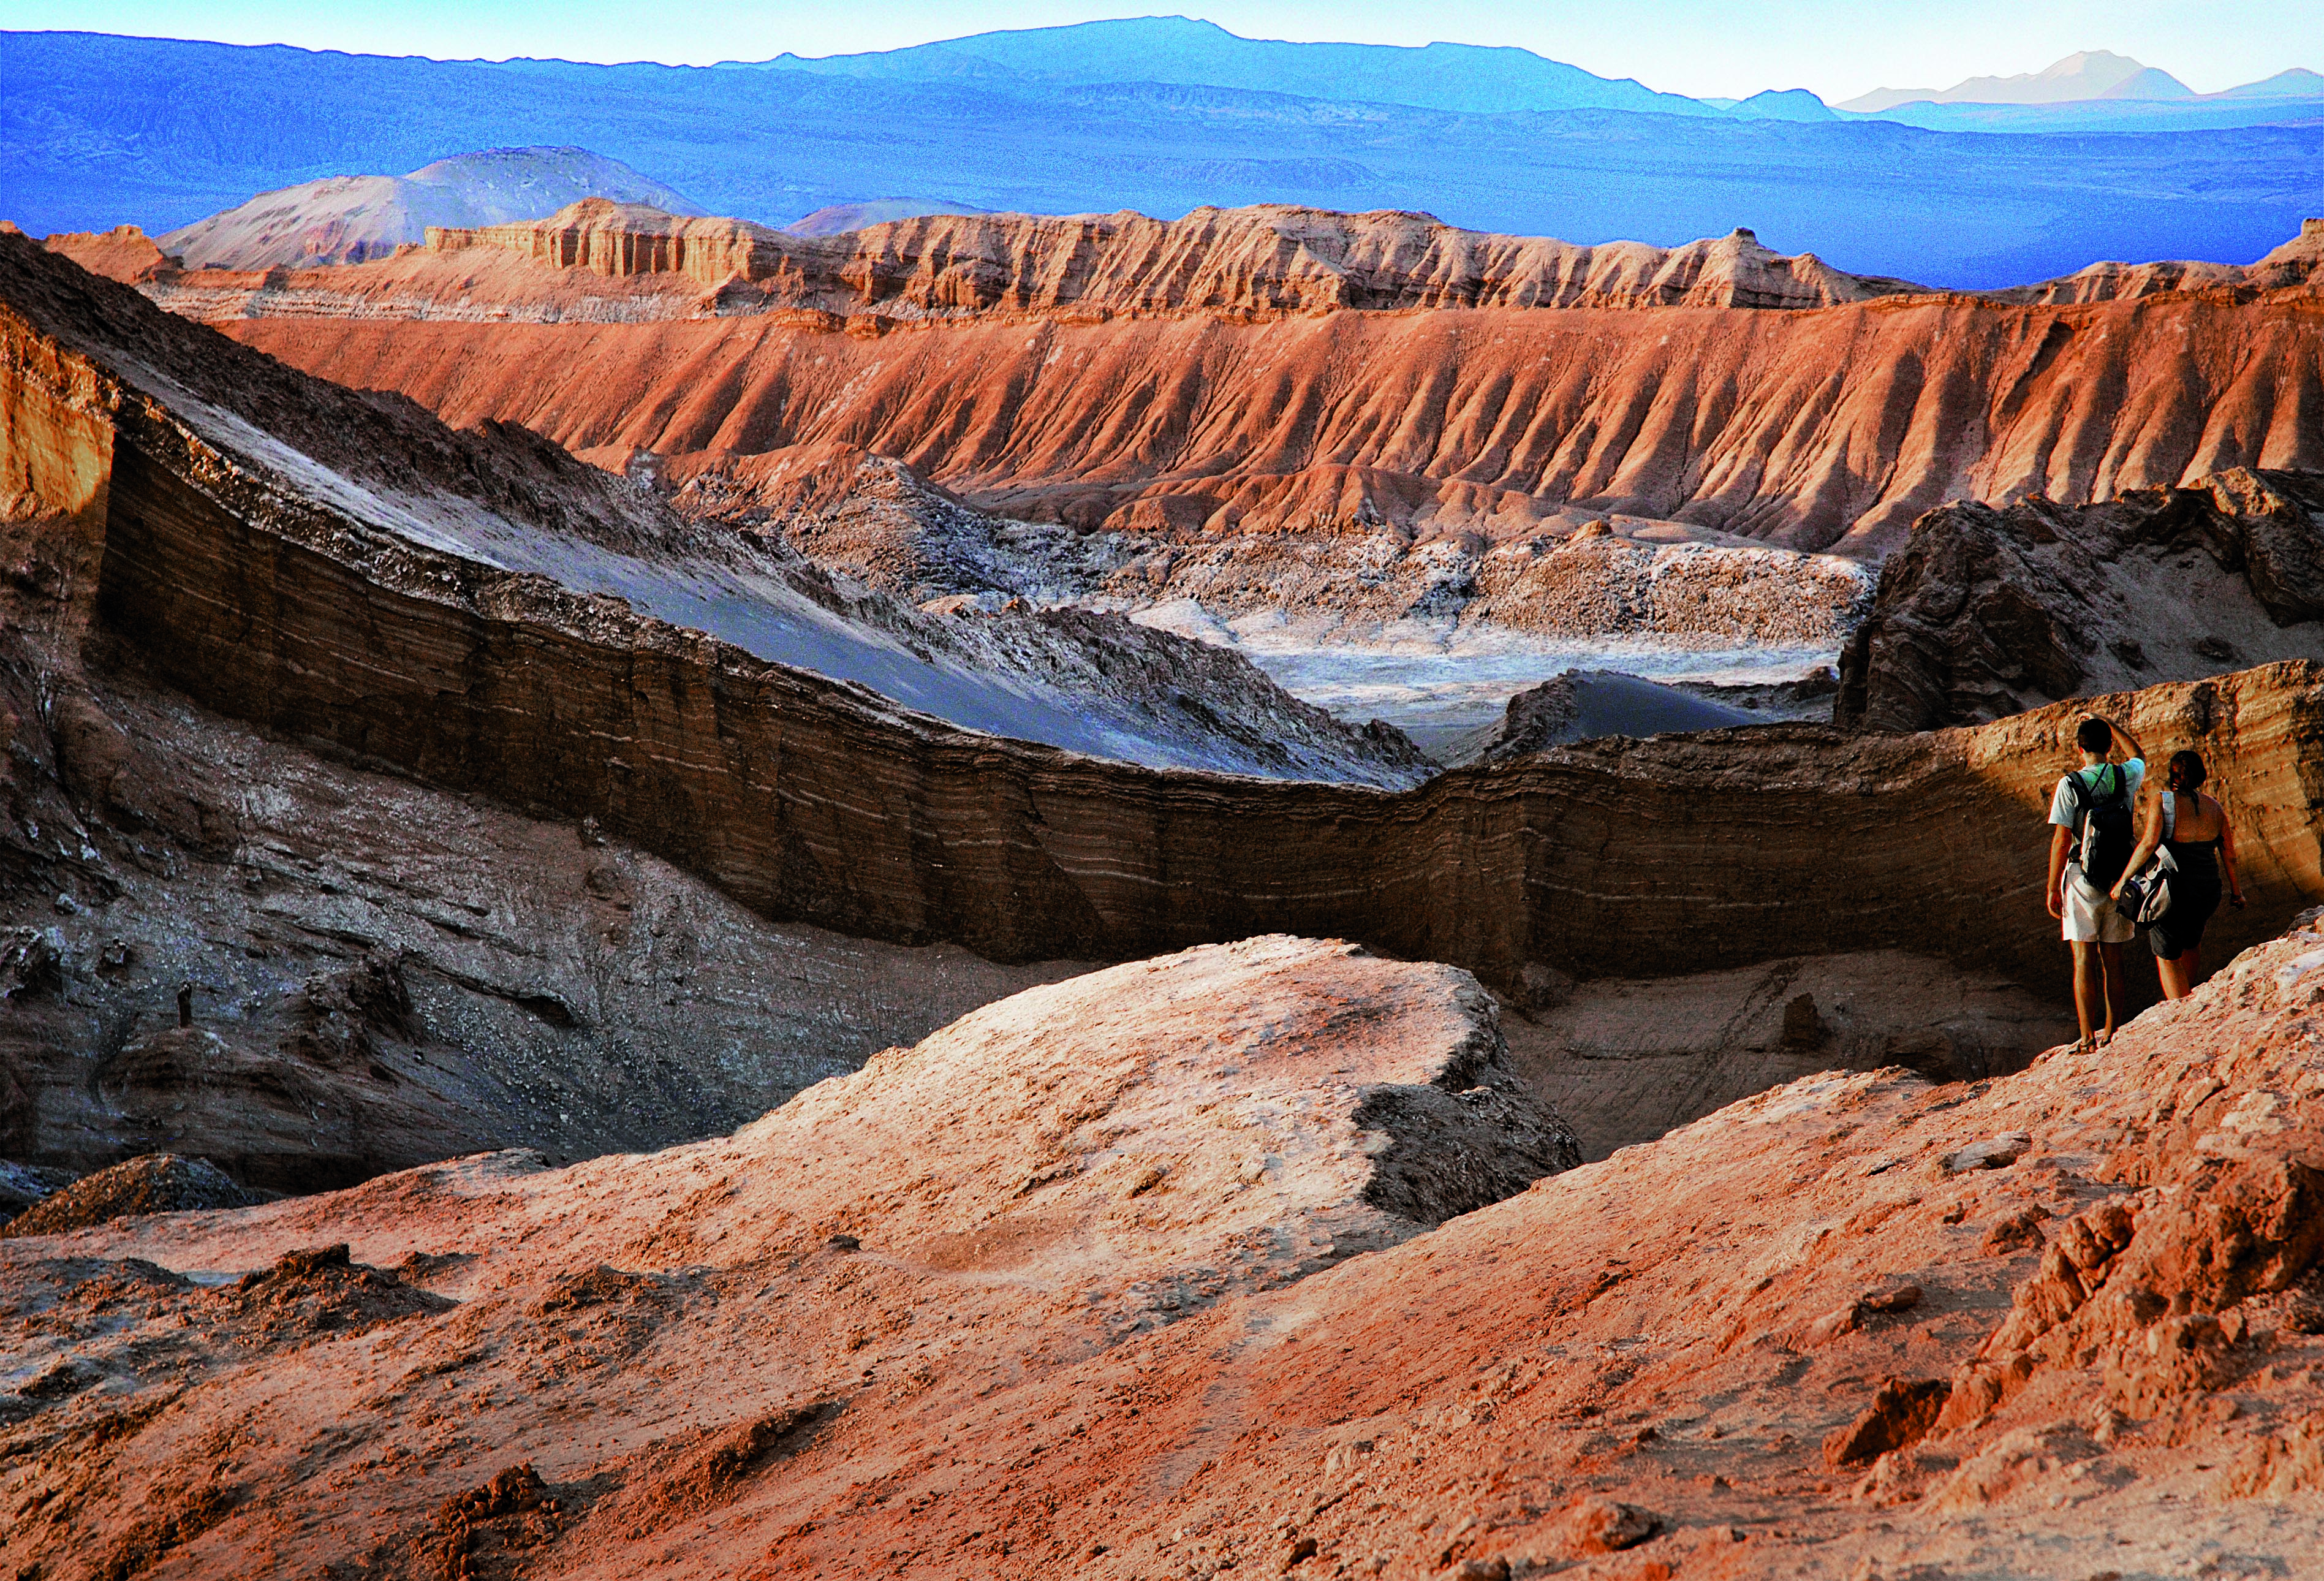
[2150,838,2222,960]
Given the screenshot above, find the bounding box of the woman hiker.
[2113,748,2247,1001]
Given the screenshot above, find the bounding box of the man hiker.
[2046,714,2146,1050]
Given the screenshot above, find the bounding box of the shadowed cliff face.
[1837,473,2324,731]
[0,295,1096,1188]
[216,287,2324,555]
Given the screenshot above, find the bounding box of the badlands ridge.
[45,202,2320,556]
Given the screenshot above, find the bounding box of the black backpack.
[2064,764,2135,889]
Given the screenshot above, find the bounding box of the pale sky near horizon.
[2,1,2318,101]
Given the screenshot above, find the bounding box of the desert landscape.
[5,9,2324,1579]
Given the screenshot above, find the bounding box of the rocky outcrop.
[8,917,2323,1576]
[38,226,181,285]
[1836,471,2324,730]
[216,276,2324,554]
[1,1154,249,1237]
[429,200,776,288]
[1997,216,2324,305]
[417,199,1927,314]
[1439,669,1754,765]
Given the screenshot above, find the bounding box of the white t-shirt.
[2048,759,2144,830]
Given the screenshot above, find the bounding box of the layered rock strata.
[6,231,2322,1005]
[1837,470,2324,730]
[6,918,2322,1575]
[0,663,1092,1189]
[120,201,2324,330]
[47,205,2324,553]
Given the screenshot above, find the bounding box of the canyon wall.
[221,287,2324,553]
[10,230,2322,1005]
[81,372,2324,996]
[50,205,2324,553]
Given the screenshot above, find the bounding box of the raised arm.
[2109,717,2147,765]
[2112,795,2165,900]
[2219,794,2247,908]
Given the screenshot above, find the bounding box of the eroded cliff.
[25,203,2309,555]
[213,279,2324,554]
[50,203,1922,335]
[1838,470,2324,730]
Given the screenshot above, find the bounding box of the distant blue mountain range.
[734,17,1720,117]
[4,21,2322,289]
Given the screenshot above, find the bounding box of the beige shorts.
[2062,865,2135,945]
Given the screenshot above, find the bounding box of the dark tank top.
[2157,792,2223,954]
[2161,792,2222,884]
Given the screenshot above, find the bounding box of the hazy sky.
[3,1,2318,100]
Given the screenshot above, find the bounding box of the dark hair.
[2167,750,2208,794]
[2075,718,2113,753]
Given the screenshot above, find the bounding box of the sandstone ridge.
[49,207,2324,553]
[423,199,1930,314]
[52,201,1931,332]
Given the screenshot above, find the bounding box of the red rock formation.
[36,225,181,285]
[47,204,2324,552]
[8,915,2323,1575]
[429,200,778,287]
[216,284,2324,553]
[88,200,1922,333]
